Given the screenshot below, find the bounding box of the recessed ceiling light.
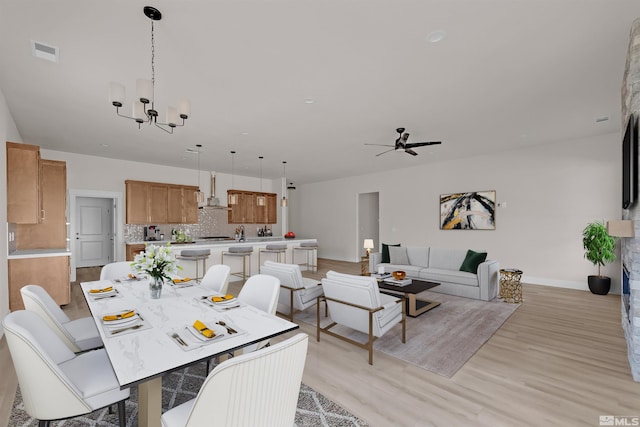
[241,132,249,135]
[304,98,315,104]
[31,40,59,63]
[100,143,109,148]
[426,30,446,44]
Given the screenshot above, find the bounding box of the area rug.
[8,363,368,426]
[299,290,520,378]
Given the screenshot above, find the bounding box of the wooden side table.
[499,269,523,303]
[361,256,370,276]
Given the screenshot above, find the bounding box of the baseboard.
[522,275,621,295]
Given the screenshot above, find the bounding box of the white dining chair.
[3,310,130,427]
[199,264,231,294]
[20,284,103,353]
[161,333,308,427]
[237,274,281,353]
[100,261,134,281]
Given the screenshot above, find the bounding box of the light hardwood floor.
[2,259,639,426]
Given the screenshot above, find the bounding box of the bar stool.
[259,243,287,266]
[177,248,211,282]
[221,246,254,283]
[293,241,318,272]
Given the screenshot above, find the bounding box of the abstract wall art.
[440,191,496,230]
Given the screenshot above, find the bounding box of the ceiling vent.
[31,40,59,63]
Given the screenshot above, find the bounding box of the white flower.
[131,243,181,282]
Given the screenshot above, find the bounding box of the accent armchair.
[260,260,324,321]
[319,270,406,365]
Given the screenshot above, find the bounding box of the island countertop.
[126,237,315,247]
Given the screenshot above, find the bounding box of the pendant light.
[256,156,266,206]
[281,161,288,207]
[228,151,238,205]
[194,144,205,203]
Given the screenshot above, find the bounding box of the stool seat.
[300,242,318,248]
[222,247,254,283]
[265,244,287,250]
[178,249,211,281]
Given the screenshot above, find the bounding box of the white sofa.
[369,247,499,301]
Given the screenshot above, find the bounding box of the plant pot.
[587,275,611,295]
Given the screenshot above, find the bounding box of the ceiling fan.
[366,127,442,157]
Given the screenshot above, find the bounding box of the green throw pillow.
[459,250,488,273]
[381,243,401,263]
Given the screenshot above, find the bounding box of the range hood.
[200,172,230,210]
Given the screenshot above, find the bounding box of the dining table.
[80,276,299,427]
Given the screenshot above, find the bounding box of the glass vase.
[149,276,163,299]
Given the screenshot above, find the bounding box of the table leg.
[138,377,162,427]
[407,294,441,317]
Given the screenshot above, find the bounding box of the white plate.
[185,323,226,341]
[89,288,116,297]
[102,310,140,325]
[212,297,237,305]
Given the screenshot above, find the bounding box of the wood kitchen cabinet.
[126,180,199,224]
[168,185,199,224]
[228,190,277,224]
[15,159,67,250]
[126,243,146,261]
[9,256,70,311]
[6,141,41,224]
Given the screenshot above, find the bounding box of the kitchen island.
[126,237,317,281]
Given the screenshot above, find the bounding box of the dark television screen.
[623,113,637,209]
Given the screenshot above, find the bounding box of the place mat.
[196,295,243,312]
[168,320,244,351]
[87,287,123,300]
[101,310,151,337]
[170,278,197,288]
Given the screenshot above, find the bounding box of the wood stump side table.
[361,256,370,276]
[499,268,523,303]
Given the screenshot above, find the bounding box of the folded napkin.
[211,294,234,303]
[193,320,215,338]
[90,286,113,294]
[173,277,192,284]
[103,310,135,322]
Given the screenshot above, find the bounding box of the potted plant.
[582,220,616,295]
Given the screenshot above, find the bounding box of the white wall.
[1,88,23,337]
[292,133,621,292]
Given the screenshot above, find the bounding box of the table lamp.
[363,239,374,257]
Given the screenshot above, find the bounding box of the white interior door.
[75,197,114,267]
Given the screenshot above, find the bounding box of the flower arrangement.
[131,243,181,283]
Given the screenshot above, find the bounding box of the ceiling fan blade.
[405,149,419,156]
[404,141,442,148]
[365,143,395,148]
[376,148,396,157]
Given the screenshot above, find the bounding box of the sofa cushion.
[406,247,429,268]
[459,250,488,273]
[381,243,400,263]
[389,246,409,265]
[419,268,479,287]
[429,248,467,270]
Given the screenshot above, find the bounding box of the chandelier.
[108,6,190,134]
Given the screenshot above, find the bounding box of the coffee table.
[378,278,441,317]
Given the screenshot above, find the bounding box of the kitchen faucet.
[239,225,245,242]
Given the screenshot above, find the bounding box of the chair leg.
[206,359,210,373]
[39,420,50,427]
[117,399,127,427]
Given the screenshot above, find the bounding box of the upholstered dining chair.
[99,261,134,281]
[260,260,324,322]
[20,284,103,353]
[319,270,406,365]
[237,274,281,353]
[161,333,308,427]
[199,264,231,295]
[3,310,130,427]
